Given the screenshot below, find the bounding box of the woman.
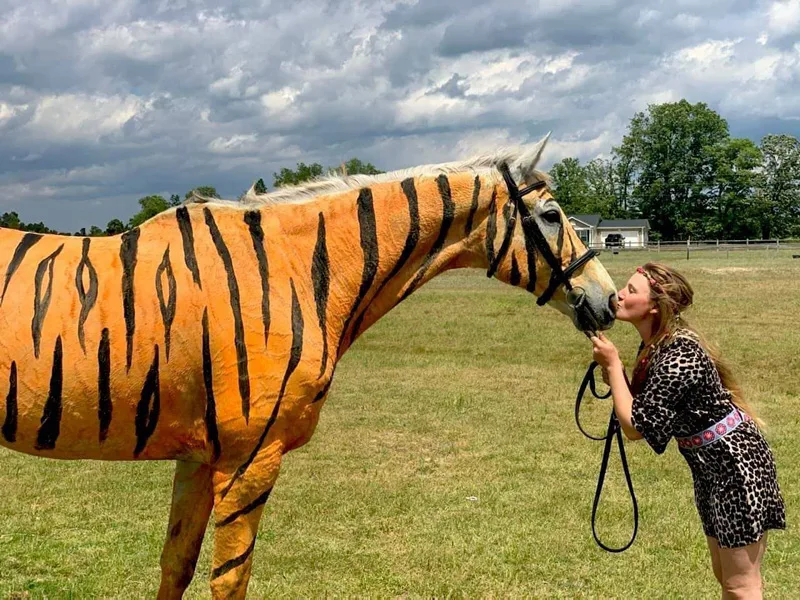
[590,263,785,599]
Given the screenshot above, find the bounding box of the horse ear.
[509,132,551,183]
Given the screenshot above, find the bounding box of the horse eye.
[541,210,561,224]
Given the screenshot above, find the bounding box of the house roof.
[597,219,650,229]
[567,214,650,229]
[568,214,601,227]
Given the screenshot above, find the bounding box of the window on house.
[577,229,590,244]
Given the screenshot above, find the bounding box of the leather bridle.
[488,163,599,307]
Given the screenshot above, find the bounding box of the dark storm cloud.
[0,0,797,230]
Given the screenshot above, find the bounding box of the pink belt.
[676,408,750,450]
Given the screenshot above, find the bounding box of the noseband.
[487,163,598,306]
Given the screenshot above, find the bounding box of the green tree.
[615,100,730,239]
[755,134,800,238]
[184,186,219,201]
[0,211,22,229]
[273,162,324,187]
[550,157,590,214]
[128,195,171,228]
[253,178,267,194]
[169,194,182,207]
[105,219,126,235]
[341,158,383,176]
[88,225,105,236]
[706,138,762,238]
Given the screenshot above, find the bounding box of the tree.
[253,178,267,194]
[169,194,181,207]
[550,158,590,214]
[105,219,126,235]
[0,211,21,229]
[755,134,800,238]
[341,158,383,176]
[184,186,219,201]
[706,138,762,238]
[273,162,324,187]
[128,195,171,228]
[615,100,730,239]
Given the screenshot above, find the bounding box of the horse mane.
[186,136,552,208]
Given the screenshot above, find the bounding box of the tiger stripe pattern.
[0,136,616,599]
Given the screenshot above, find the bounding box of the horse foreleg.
[209,442,282,600]
[157,460,215,600]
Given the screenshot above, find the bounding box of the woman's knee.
[722,573,762,599]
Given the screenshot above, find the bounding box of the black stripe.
[400,174,455,301]
[524,225,538,293]
[204,208,250,421]
[211,537,257,580]
[311,212,329,378]
[155,246,177,361]
[1,232,42,305]
[510,253,521,286]
[2,361,17,443]
[216,487,272,528]
[349,178,420,343]
[219,279,304,501]
[31,244,64,359]
[485,190,498,268]
[120,228,140,373]
[336,189,378,354]
[133,345,160,457]
[75,238,99,355]
[202,309,221,462]
[556,225,566,269]
[568,230,578,263]
[244,210,271,351]
[176,207,202,289]
[98,328,112,443]
[465,175,480,236]
[35,336,63,450]
[311,374,334,404]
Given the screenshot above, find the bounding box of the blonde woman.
[591,263,785,599]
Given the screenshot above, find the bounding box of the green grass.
[1,250,798,598]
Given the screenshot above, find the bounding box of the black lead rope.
[575,361,639,553]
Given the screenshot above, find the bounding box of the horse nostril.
[566,287,586,308]
[608,292,618,315]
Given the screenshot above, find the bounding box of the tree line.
[550,100,800,240]
[1,103,797,241]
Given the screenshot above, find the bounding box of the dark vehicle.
[605,233,624,248]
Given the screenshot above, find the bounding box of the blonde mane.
[186,136,552,208]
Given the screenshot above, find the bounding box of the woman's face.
[615,272,656,323]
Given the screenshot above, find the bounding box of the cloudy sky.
[1,0,798,231]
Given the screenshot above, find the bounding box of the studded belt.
[676,408,750,450]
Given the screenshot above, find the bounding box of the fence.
[587,239,800,257]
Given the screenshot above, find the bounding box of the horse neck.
[308,171,496,359]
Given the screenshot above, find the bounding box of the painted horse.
[0,135,616,598]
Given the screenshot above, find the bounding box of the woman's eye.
[541,210,561,224]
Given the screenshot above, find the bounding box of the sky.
[0,0,798,232]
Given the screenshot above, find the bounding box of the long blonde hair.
[631,262,762,426]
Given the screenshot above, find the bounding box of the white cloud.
[766,0,800,36]
[26,94,143,142]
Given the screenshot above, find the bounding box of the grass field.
[1,250,797,598]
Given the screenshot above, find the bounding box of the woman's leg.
[706,536,723,587]
[719,533,768,600]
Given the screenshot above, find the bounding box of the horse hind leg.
[157,460,215,600]
[209,443,282,600]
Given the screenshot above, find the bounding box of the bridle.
[487,163,599,307]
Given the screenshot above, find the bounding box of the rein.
[492,164,636,550]
[574,357,639,552]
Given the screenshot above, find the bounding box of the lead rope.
[574,361,639,552]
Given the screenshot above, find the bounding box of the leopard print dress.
[629,329,786,548]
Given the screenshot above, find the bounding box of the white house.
[568,214,651,248]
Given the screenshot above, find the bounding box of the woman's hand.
[590,332,622,370]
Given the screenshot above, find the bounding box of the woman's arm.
[591,334,643,441]
[604,361,644,441]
